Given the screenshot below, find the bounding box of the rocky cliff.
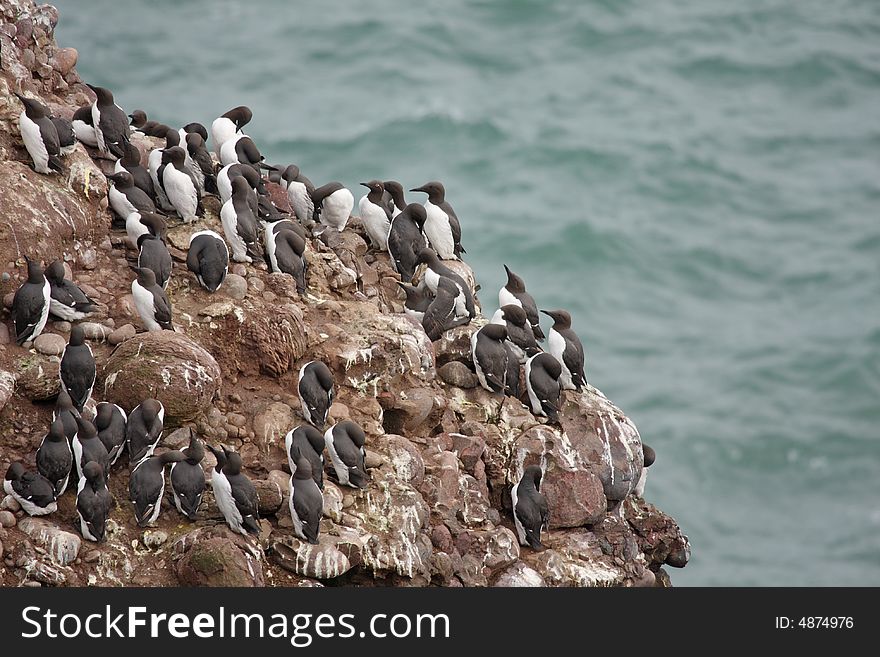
[0,0,690,587]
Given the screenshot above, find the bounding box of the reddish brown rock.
[102,331,222,424]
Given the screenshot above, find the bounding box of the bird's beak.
[409,185,426,193]
[360,182,371,189]
[539,310,552,317]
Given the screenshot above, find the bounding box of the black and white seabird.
[289,457,323,545]
[358,180,393,250]
[397,281,433,321]
[16,93,63,174]
[499,265,545,341]
[125,210,167,250]
[86,84,130,159]
[77,462,112,542]
[36,416,73,497]
[206,446,260,536]
[183,121,209,142]
[524,352,563,424]
[95,401,127,466]
[51,114,76,156]
[107,170,157,219]
[220,133,269,170]
[114,139,155,200]
[187,230,229,293]
[54,387,78,442]
[128,109,161,136]
[410,181,465,260]
[72,105,98,148]
[283,165,316,227]
[422,277,471,341]
[161,146,200,222]
[186,132,216,195]
[298,361,334,429]
[126,398,165,464]
[311,182,354,232]
[137,234,172,290]
[3,462,57,516]
[218,162,264,204]
[147,128,179,213]
[471,323,513,393]
[324,420,368,489]
[633,444,655,499]
[492,304,540,364]
[264,216,309,242]
[383,180,407,218]
[170,432,206,521]
[72,413,110,481]
[265,224,307,293]
[60,324,96,412]
[541,309,586,391]
[128,450,185,526]
[131,266,172,332]
[12,256,51,345]
[511,465,550,550]
[211,105,252,159]
[387,204,428,283]
[45,260,95,321]
[221,176,262,263]
[285,424,326,490]
[416,248,476,319]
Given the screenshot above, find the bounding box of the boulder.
[102,331,222,424]
[17,518,81,566]
[492,561,546,587]
[14,353,60,400]
[175,535,264,587]
[271,537,354,580]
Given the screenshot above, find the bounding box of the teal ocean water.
[52,0,880,586]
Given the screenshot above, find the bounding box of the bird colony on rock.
[7,86,649,558]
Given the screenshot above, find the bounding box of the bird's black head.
[69,324,86,347]
[5,461,26,482]
[108,170,133,187]
[642,444,656,468]
[15,93,48,119]
[128,109,147,127]
[185,131,206,150]
[45,260,65,284]
[183,122,208,141]
[404,203,427,228]
[383,180,406,208]
[86,84,114,105]
[501,304,528,327]
[82,460,105,484]
[360,180,384,195]
[161,146,186,166]
[222,106,253,131]
[24,255,44,283]
[282,164,301,184]
[540,309,571,329]
[480,323,508,342]
[133,266,158,288]
[223,449,243,475]
[74,413,98,439]
[140,398,163,422]
[48,416,67,442]
[185,432,205,464]
[523,464,543,490]
[409,181,446,204]
[503,265,526,293]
